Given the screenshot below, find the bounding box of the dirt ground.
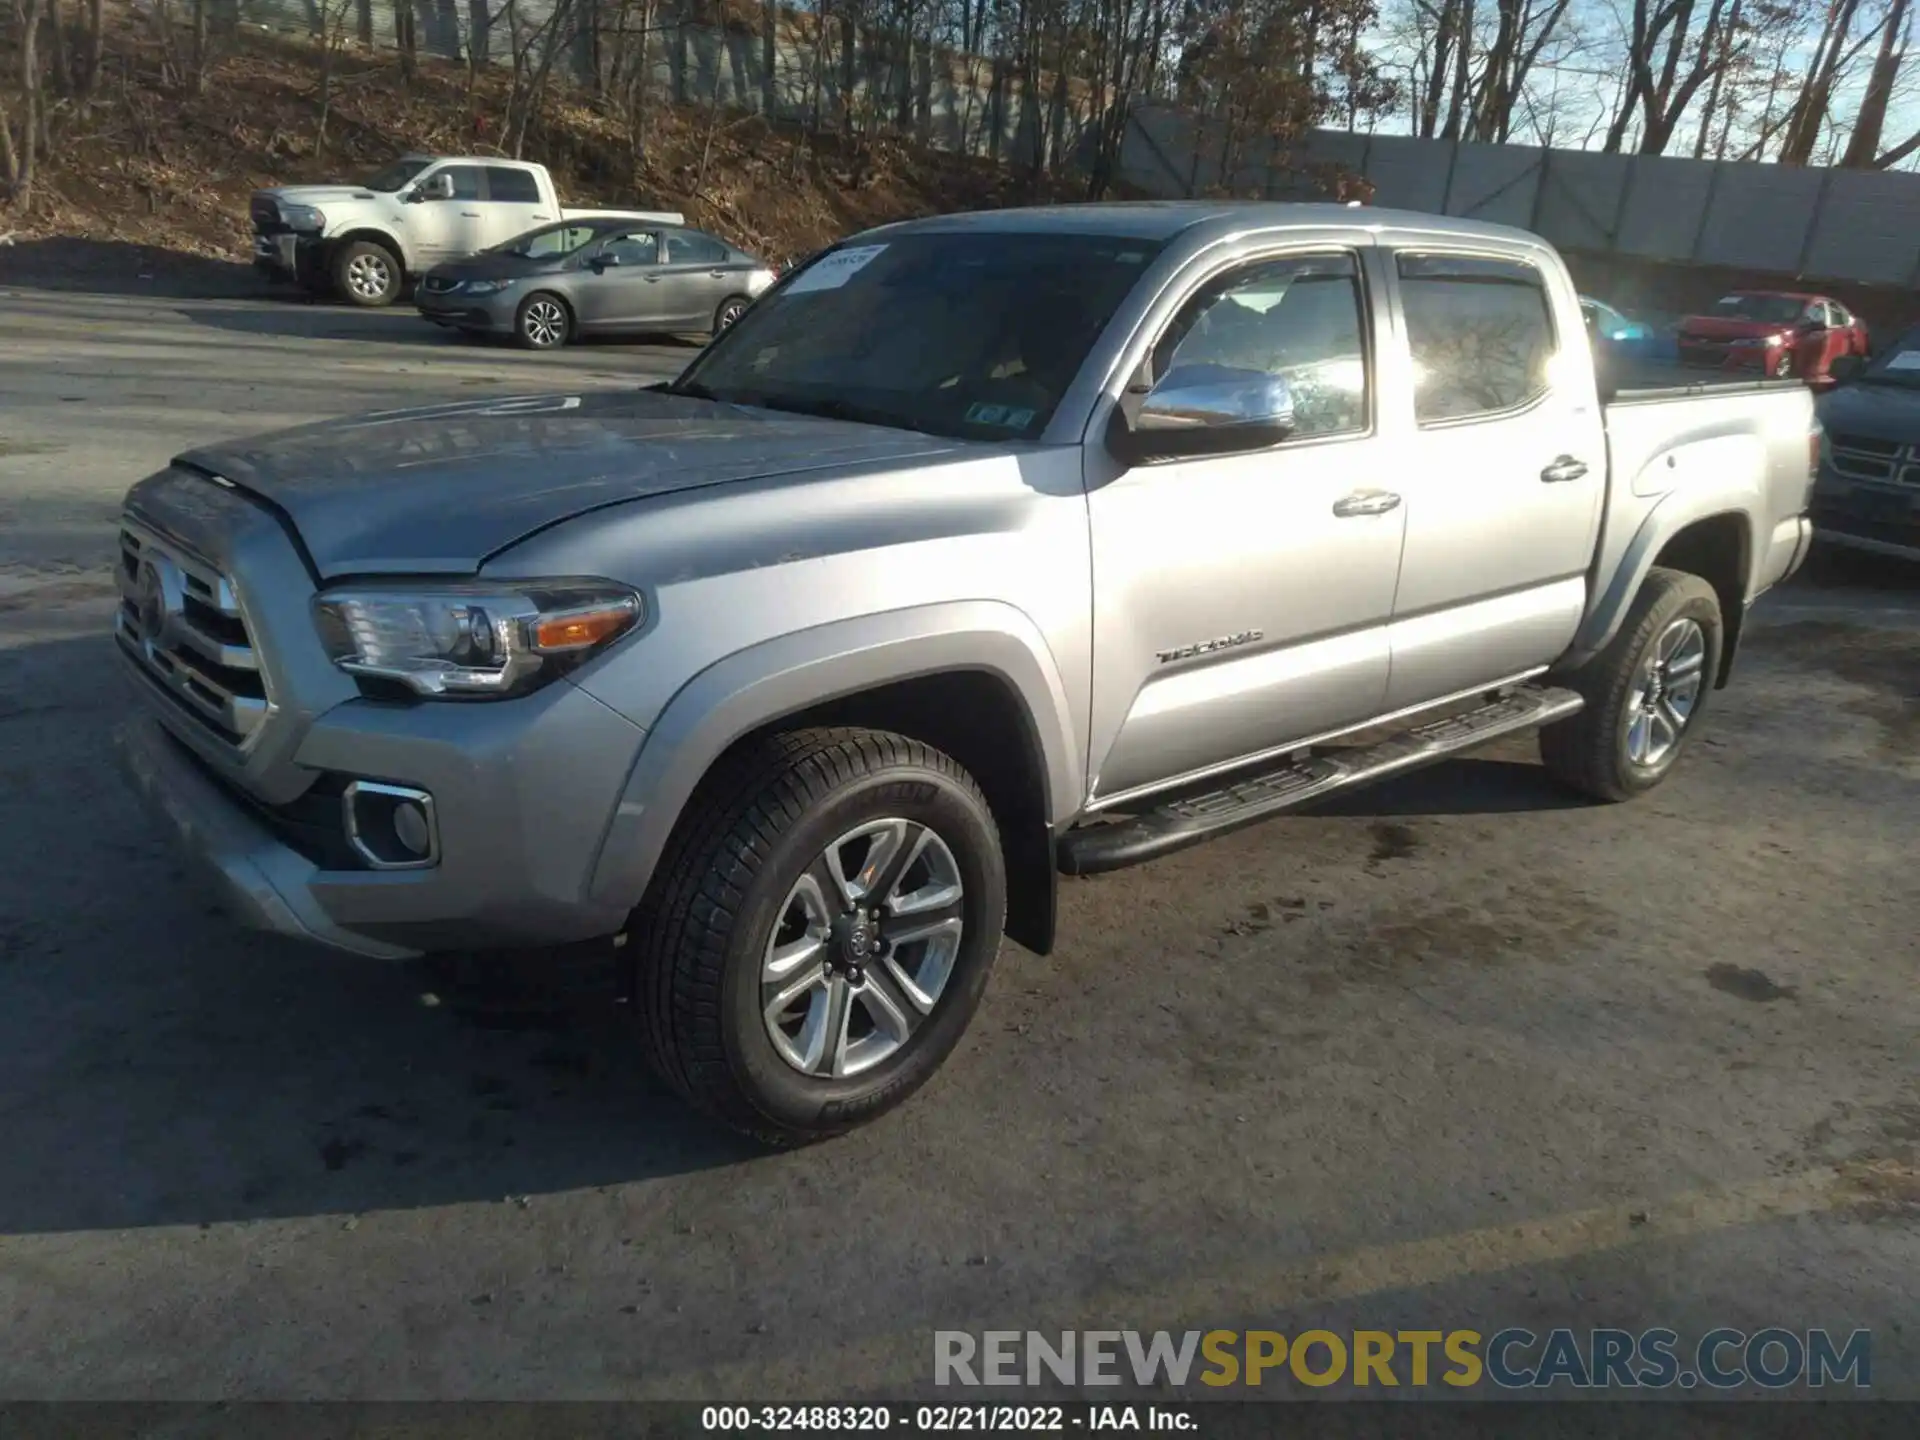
[1,282,1918,1407]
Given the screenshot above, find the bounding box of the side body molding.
[586,600,1086,912]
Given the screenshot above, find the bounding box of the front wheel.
[1540,567,1723,802]
[332,241,401,308]
[514,293,572,350]
[631,728,1008,1146]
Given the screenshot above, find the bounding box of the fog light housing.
[343,781,440,870]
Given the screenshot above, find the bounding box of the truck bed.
[1605,355,1808,404]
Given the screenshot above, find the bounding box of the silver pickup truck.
[114,203,1819,1144]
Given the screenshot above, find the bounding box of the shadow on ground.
[0,239,266,300]
[181,300,712,355]
[0,630,753,1236]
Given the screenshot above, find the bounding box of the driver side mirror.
[588,251,621,272]
[1113,364,1297,464]
[410,172,455,203]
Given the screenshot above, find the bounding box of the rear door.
[656,229,736,329]
[480,165,554,250]
[1378,248,1607,709]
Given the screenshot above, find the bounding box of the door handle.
[459,211,481,218]
[643,274,662,283]
[1332,490,1402,518]
[709,268,727,277]
[1540,456,1589,484]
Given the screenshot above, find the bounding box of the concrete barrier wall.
[1122,105,1920,290]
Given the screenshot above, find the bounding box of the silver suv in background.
[415,219,778,349]
[115,203,1818,1145]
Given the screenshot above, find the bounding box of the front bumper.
[252,230,325,284]
[415,288,515,332]
[117,661,651,959]
[1810,473,1920,561]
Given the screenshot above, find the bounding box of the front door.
[407,164,489,265]
[1378,249,1607,710]
[1086,248,1404,806]
[573,229,666,331]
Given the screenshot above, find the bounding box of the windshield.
[361,159,431,193]
[670,231,1168,441]
[1861,328,1920,387]
[489,222,600,260]
[1709,294,1804,325]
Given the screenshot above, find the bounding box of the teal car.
[1580,295,1674,362]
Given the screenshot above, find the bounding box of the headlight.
[465,279,513,295]
[313,580,643,699]
[280,203,326,232]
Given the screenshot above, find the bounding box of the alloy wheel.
[522,299,567,348]
[1623,617,1707,768]
[346,253,392,301]
[760,818,966,1078]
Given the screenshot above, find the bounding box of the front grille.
[1827,433,1920,487]
[115,522,270,748]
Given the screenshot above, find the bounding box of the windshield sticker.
[965,403,1035,429]
[784,245,888,295]
[1883,351,1920,371]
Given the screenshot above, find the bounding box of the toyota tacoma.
[115,204,1820,1143]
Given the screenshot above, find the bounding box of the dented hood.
[172,389,958,578]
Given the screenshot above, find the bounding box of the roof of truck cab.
[399,153,543,168]
[861,201,1550,249]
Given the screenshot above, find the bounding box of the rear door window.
[484,167,543,204]
[667,232,732,265]
[1397,253,1558,425]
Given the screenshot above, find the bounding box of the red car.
[1675,290,1870,384]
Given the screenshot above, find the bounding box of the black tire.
[514,292,572,350]
[631,727,1008,1146]
[712,294,751,336]
[1540,566,1723,803]
[331,240,402,308]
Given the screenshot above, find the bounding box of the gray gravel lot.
[1,284,1917,1406]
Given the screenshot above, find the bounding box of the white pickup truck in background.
[250,154,684,308]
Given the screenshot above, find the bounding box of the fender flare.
[586,600,1084,912]
[1566,490,1757,671]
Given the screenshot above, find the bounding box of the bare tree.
[1840,0,1912,163]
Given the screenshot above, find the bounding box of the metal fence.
[1119,104,1920,290]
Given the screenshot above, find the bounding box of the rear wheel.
[332,241,401,308]
[514,292,572,350]
[631,728,1008,1146]
[712,295,751,336]
[1540,567,1723,802]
